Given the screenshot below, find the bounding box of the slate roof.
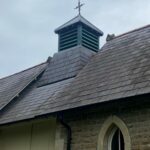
[39,24,150,114]
[55,15,103,35]
[0,24,150,125]
[0,63,47,112]
[42,25,150,113]
[0,46,95,125]
[0,78,74,124]
[38,46,95,87]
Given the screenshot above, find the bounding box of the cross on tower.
[75,0,85,15]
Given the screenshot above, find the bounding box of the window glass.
[109,128,124,150]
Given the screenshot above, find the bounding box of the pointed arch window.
[97,116,131,150]
[108,126,124,150]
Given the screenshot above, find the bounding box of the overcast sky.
[0,0,150,78]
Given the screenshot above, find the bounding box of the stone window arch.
[97,116,131,150]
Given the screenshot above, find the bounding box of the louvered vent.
[59,28,78,51]
[55,15,103,52]
[82,27,99,52]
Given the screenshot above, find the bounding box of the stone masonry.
[57,95,150,150]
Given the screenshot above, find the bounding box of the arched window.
[97,116,131,150]
[108,126,124,150]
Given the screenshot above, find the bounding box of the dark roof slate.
[0,25,150,125]
[0,63,47,112]
[0,78,74,124]
[37,25,150,114]
[38,46,95,87]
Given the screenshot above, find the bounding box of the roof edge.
[55,14,103,36]
[0,62,48,111]
[1,91,149,126]
[114,24,150,40]
[55,15,79,33]
[0,62,47,80]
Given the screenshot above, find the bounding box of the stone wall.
[59,96,150,150]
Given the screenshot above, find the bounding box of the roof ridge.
[55,15,79,33]
[80,15,103,35]
[55,14,103,35]
[0,62,47,81]
[114,24,150,39]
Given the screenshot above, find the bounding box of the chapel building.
[0,9,150,150]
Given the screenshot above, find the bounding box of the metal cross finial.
[75,0,84,15]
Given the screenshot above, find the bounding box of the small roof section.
[55,15,103,36]
[0,62,47,112]
[38,46,95,87]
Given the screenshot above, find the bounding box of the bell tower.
[55,1,103,52]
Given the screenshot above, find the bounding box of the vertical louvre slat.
[59,28,78,51]
[82,40,98,49]
[82,43,97,51]
[81,27,99,51]
[83,28,98,38]
[82,32,98,43]
[58,23,100,52]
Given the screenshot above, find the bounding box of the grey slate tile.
[37,25,150,114]
[0,25,150,125]
[0,63,47,112]
[38,46,95,87]
[0,78,74,124]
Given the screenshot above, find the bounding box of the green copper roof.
[55,15,103,36]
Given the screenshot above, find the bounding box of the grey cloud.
[0,0,150,78]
